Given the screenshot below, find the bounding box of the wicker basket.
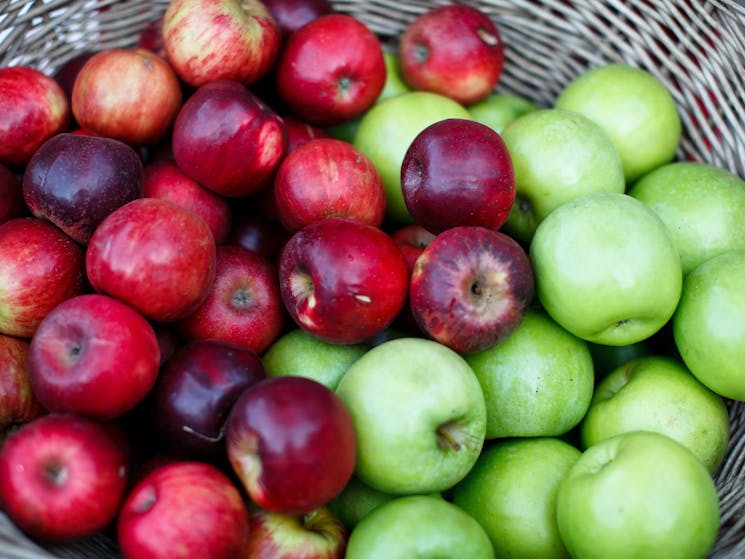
[2,0,745,557]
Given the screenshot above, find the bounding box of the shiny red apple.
[262,0,334,36]
[0,334,45,430]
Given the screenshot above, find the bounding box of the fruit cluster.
[1,1,744,559]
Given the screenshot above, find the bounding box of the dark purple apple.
[262,0,334,36]
[0,163,26,224]
[225,208,289,262]
[52,51,98,100]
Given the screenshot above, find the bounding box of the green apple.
[453,437,580,559]
[464,308,594,439]
[629,161,745,275]
[673,250,745,400]
[261,328,366,390]
[345,495,494,559]
[530,192,683,346]
[555,63,681,182]
[587,340,652,380]
[500,108,625,242]
[467,92,538,133]
[353,91,472,223]
[335,337,487,494]
[556,430,720,559]
[581,355,729,473]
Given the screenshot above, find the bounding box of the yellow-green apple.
[262,0,333,36]
[378,50,410,102]
[0,334,45,431]
[467,91,538,133]
[0,163,25,224]
[327,476,398,530]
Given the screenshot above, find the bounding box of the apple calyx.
[43,459,68,487]
[129,484,158,514]
[413,43,430,64]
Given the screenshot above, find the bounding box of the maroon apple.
[226,376,356,514]
[22,132,144,244]
[390,224,436,273]
[0,334,45,430]
[276,14,386,126]
[279,217,409,344]
[401,118,515,234]
[85,197,216,322]
[398,4,504,105]
[0,217,85,338]
[410,225,534,354]
[136,17,167,58]
[0,163,26,224]
[262,0,334,36]
[225,209,288,261]
[0,413,129,542]
[117,460,250,559]
[172,79,287,198]
[274,138,386,232]
[284,115,333,152]
[52,51,97,100]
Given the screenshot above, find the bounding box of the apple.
[0,413,129,542]
[226,375,357,514]
[0,334,45,430]
[556,431,720,559]
[327,476,398,530]
[278,217,409,344]
[22,132,144,244]
[225,208,288,261]
[453,437,581,559]
[0,217,85,338]
[276,14,386,127]
[401,118,515,233]
[0,66,70,168]
[52,51,97,100]
[0,162,26,224]
[555,63,682,182]
[273,138,386,232]
[162,0,281,87]
[136,17,167,58]
[410,226,534,355]
[588,340,653,381]
[529,192,682,346]
[86,197,216,323]
[335,337,486,494]
[283,115,333,152]
[389,224,436,273]
[261,0,334,36]
[117,460,250,559]
[467,91,538,133]
[377,50,411,103]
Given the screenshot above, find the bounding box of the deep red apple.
[225,208,289,261]
[0,163,26,224]
[262,0,334,36]
[52,51,97,100]
[278,217,409,344]
[226,376,357,514]
[390,224,436,273]
[0,334,45,430]
[410,225,534,354]
[284,115,333,152]
[136,17,167,58]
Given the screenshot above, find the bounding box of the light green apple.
[555,63,681,182]
[556,430,720,559]
[261,328,366,390]
[464,308,594,439]
[587,340,652,381]
[335,337,487,494]
[345,495,494,559]
[673,250,745,400]
[530,192,683,346]
[453,437,580,559]
[353,91,472,223]
[629,161,745,275]
[467,92,538,133]
[500,108,625,243]
[581,355,730,473]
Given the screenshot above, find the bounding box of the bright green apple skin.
[353,91,471,223]
[530,192,683,346]
[378,50,411,103]
[261,328,366,390]
[673,250,745,400]
[556,431,720,559]
[500,108,625,242]
[465,309,594,439]
[629,161,745,275]
[453,437,580,559]
[581,355,729,473]
[467,92,538,133]
[335,337,487,494]
[555,63,681,183]
[345,495,494,559]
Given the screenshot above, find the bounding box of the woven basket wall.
[1,0,745,558]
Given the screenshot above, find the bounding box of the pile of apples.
[2,0,745,558]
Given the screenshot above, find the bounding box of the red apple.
[0,163,26,224]
[284,115,333,152]
[0,217,85,338]
[225,208,289,261]
[276,14,386,126]
[279,217,409,344]
[274,138,386,232]
[85,197,216,322]
[410,225,534,354]
[398,4,504,105]
[52,51,97,100]
[226,376,356,514]
[262,0,334,36]
[0,413,129,542]
[390,224,436,273]
[0,334,45,430]
[136,17,167,58]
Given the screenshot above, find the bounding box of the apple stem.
[436,421,464,452]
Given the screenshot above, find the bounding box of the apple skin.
[117,460,250,559]
[226,208,288,261]
[276,14,386,126]
[136,17,167,58]
[52,51,97,100]
[410,226,534,355]
[0,334,45,430]
[0,66,70,168]
[226,376,357,515]
[262,0,334,36]
[172,79,287,198]
[556,431,720,559]
[389,224,436,273]
[401,118,515,233]
[162,0,281,87]
[283,115,333,152]
[278,217,409,344]
[0,413,129,543]
[467,92,538,133]
[0,163,26,224]
[398,4,504,105]
[22,132,144,244]
[0,217,85,338]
